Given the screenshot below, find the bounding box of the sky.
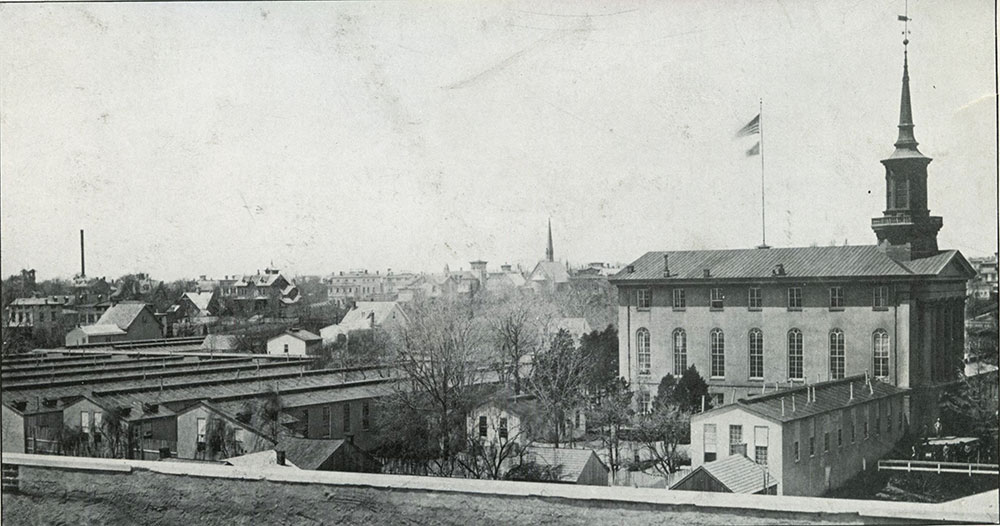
[0,0,996,281]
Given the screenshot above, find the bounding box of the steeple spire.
[872,6,941,262]
[891,3,924,158]
[545,219,554,262]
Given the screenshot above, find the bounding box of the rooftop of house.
[698,375,908,425]
[526,446,607,483]
[611,245,974,282]
[76,324,127,336]
[182,292,215,312]
[334,301,405,331]
[272,437,353,471]
[530,261,571,284]
[8,296,74,307]
[94,302,152,331]
[672,454,778,494]
[275,328,321,342]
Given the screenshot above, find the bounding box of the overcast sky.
[1,0,995,281]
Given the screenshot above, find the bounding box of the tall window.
[93,411,103,433]
[729,425,744,455]
[748,329,764,380]
[754,426,769,465]
[829,287,844,309]
[794,441,800,462]
[787,329,804,381]
[748,287,762,310]
[479,416,488,438]
[710,329,725,378]
[637,392,652,415]
[873,286,889,309]
[873,330,890,380]
[499,417,508,439]
[704,424,717,462]
[637,289,651,310]
[343,404,352,433]
[362,402,371,431]
[788,287,802,309]
[81,411,90,434]
[197,418,207,444]
[829,329,846,379]
[673,329,687,374]
[636,328,651,375]
[672,289,686,309]
[710,288,724,310]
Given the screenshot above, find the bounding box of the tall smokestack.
[80,229,86,277]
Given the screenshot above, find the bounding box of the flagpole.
[759,98,768,249]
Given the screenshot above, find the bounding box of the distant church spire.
[545,219,554,262]
[872,7,941,262]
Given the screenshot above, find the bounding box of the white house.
[266,328,322,356]
[320,301,409,343]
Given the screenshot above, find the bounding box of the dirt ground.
[0,466,861,525]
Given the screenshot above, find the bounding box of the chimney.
[80,229,86,277]
[276,450,286,466]
[663,254,671,277]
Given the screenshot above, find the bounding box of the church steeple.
[545,219,554,262]
[872,12,942,261]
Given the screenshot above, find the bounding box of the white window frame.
[748,329,764,380]
[787,287,802,310]
[829,286,844,309]
[636,289,651,310]
[672,329,687,374]
[710,288,724,310]
[829,329,846,380]
[748,287,762,310]
[710,329,725,379]
[787,329,804,381]
[672,289,686,309]
[636,328,651,376]
[873,330,890,380]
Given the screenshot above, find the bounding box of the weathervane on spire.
[898,0,911,47]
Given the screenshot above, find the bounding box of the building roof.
[94,302,151,331]
[611,245,975,282]
[698,375,908,425]
[273,328,321,343]
[76,324,127,336]
[273,437,351,471]
[183,292,215,313]
[672,454,778,494]
[201,335,239,351]
[530,261,570,284]
[526,446,607,483]
[335,302,406,331]
[224,450,300,469]
[9,296,73,306]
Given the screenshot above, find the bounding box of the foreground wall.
[2,454,996,525]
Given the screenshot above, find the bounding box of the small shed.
[266,328,322,356]
[525,446,609,486]
[274,437,382,473]
[670,454,778,495]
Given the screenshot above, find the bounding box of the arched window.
[787,329,804,381]
[710,329,725,379]
[873,330,890,380]
[829,329,845,380]
[748,329,764,380]
[673,329,687,374]
[637,328,651,375]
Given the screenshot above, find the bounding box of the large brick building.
[610,43,975,428]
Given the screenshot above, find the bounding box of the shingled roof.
[611,245,973,282]
[94,302,151,331]
[672,454,778,494]
[698,374,908,425]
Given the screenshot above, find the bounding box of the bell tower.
[872,16,942,261]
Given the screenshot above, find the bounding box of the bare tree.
[585,378,633,482]
[376,297,495,475]
[527,328,590,447]
[483,290,555,394]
